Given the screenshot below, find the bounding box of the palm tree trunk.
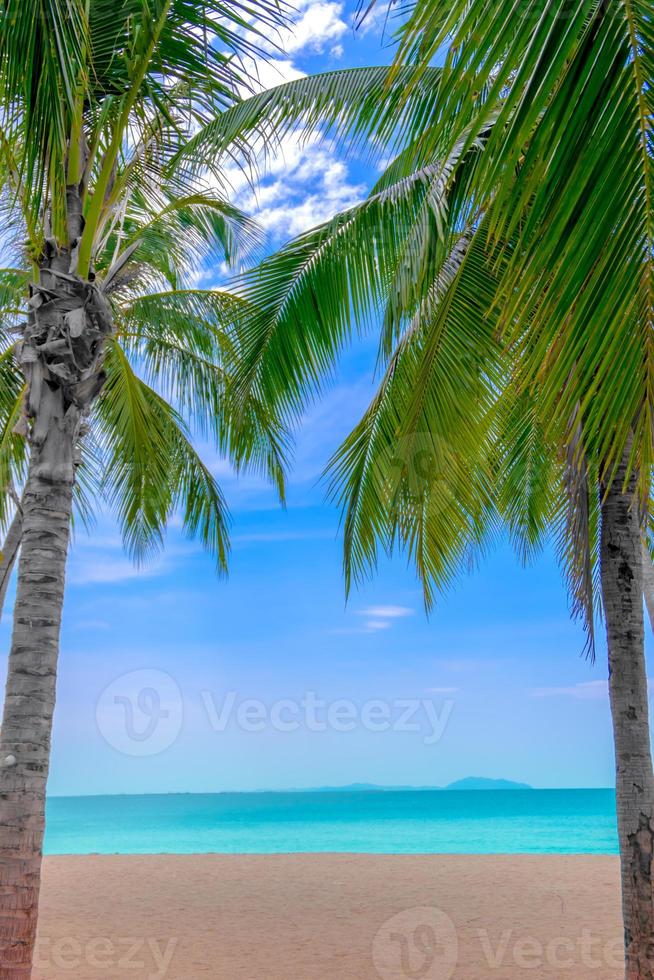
[0,433,74,976]
[601,456,654,980]
[641,541,654,635]
[0,195,112,973]
[0,508,23,623]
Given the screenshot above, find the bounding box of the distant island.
[275,778,533,793]
[446,777,533,791]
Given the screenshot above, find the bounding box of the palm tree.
[0,1,291,973]
[187,2,652,973]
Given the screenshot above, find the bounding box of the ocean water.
[44,789,618,855]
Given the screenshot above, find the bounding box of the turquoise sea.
[44,789,618,855]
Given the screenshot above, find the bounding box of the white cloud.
[269,0,348,55]
[244,0,347,61]
[330,603,415,635]
[191,2,364,253]
[237,141,366,238]
[530,680,609,700]
[201,23,368,250]
[69,557,167,585]
[358,605,414,619]
[247,57,306,93]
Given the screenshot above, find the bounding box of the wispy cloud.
[68,557,167,585]
[358,605,414,632]
[531,678,654,700]
[530,680,609,700]
[358,605,414,619]
[330,603,415,635]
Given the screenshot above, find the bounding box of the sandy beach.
[33,854,622,979]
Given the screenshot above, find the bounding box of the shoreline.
[43,850,619,855]
[35,853,622,979]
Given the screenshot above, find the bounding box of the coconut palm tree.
[0,1,292,973]
[186,2,652,972]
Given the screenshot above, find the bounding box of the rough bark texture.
[601,455,654,980]
[0,447,73,977]
[642,542,654,635]
[0,510,23,623]
[0,186,112,977]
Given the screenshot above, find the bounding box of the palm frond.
[328,224,501,601]
[99,192,261,291]
[176,65,444,179]
[390,0,653,498]
[0,0,88,235]
[231,157,472,419]
[94,342,229,568]
[117,287,291,496]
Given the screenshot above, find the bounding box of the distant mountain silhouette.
[445,777,532,791]
[278,778,533,793]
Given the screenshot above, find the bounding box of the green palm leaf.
[177,65,444,177]
[390,0,653,488]
[95,342,230,567]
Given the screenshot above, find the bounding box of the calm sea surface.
[44,789,617,855]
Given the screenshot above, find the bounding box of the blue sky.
[0,0,645,796]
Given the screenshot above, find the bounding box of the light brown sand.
[34,854,622,979]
